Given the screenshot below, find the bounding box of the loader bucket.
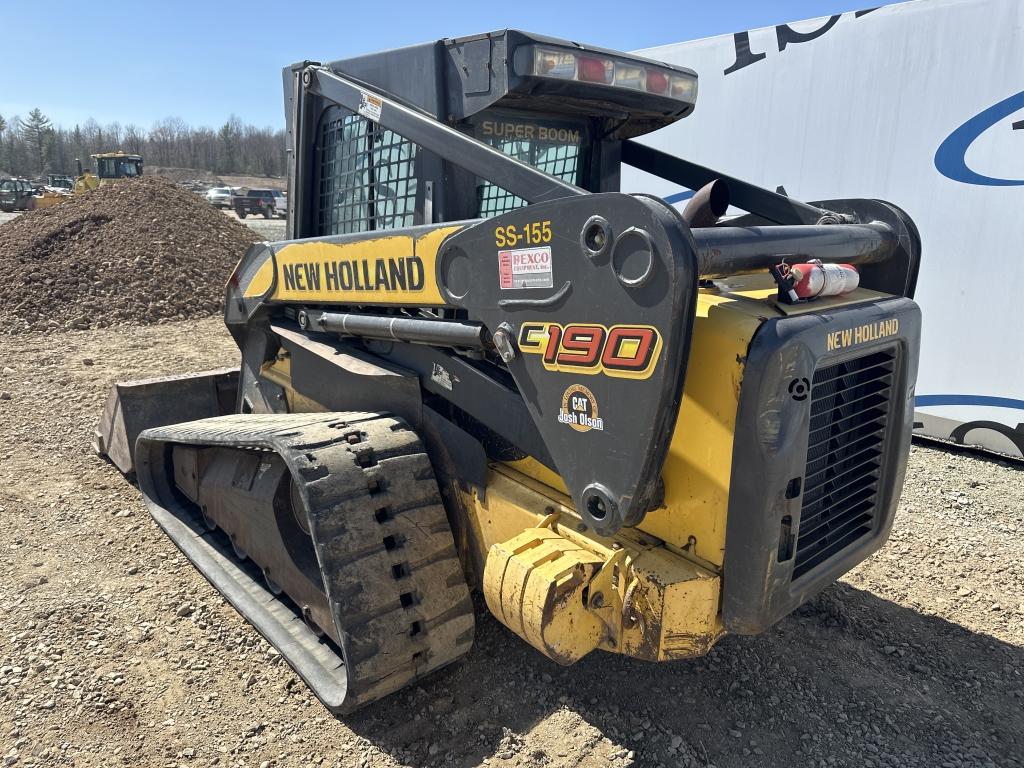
[93,368,239,474]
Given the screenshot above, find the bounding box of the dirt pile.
[146,166,224,184]
[0,176,258,333]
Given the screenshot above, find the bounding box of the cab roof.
[312,29,698,140]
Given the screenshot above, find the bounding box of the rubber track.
[135,412,475,713]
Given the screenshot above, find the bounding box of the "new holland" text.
[281,256,425,293]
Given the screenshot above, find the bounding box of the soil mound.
[0,176,258,333]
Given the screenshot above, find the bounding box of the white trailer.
[624,0,1024,458]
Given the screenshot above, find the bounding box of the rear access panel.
[723,297,921,634]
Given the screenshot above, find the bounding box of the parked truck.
[232,188,287,219]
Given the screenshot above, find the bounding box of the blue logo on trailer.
[663,190,695,204]
[934,90,1024,186]
[916,394,1024,411]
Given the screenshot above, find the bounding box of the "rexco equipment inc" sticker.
[498,246,553,290]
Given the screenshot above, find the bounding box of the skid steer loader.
[96,30,921,713]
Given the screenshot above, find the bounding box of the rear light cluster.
[526,46,697,103]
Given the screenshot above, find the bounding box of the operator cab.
[92,152,143,180]
[285,30,697,238]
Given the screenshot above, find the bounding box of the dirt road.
[0,319,1021,768]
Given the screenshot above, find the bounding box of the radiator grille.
[317,111,418,235]
[793,348,897,580]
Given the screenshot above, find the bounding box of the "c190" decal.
[517,322,662,380]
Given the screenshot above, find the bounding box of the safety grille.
[317,111,418,235]
[793,348,897,580]
[477,140,581,218]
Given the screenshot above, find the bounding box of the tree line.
[0,108,287,179]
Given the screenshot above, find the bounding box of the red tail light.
[645,70,669,95]
[577,56,612,84]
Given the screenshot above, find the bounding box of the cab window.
[314,106,418,236]
[469,113,586,218]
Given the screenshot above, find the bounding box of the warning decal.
[358,91,383,122]
[498,246,554,290]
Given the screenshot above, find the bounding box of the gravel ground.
[0,319,1021,768]
[220,209,286,241]
[0,211,20,226]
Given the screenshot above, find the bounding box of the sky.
[0,0,905,131]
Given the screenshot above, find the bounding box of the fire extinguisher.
[790,260,860,298]
[773,260,859,302]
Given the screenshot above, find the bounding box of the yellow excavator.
[95,30,921,714]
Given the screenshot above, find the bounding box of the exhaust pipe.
[682,179,730,228]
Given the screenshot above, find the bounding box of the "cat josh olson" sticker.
[557,384,605,433]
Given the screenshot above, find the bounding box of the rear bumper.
[722,297,921,634]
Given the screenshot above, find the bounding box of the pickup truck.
[232,189,287,219]
[205,187,233,209]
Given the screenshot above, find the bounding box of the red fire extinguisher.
[787,260,860,299]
